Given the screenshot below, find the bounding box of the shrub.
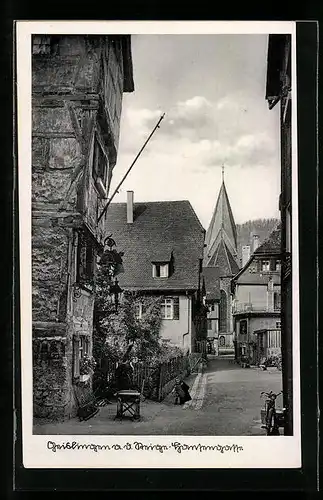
[264,354,282,370]
[79,354,97,375]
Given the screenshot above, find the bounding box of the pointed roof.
[104,200,205,291]
[204,180,238,271]
[207,239,240,276]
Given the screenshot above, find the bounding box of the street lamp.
[109,278,123,313]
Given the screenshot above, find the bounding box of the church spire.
[203,171,239,274]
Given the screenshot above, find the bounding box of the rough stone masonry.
[31,35,134,420]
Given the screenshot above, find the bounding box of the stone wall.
[31,35,133,421]
[33,338,72,420]
[32,224,70,322]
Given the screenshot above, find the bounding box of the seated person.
[173,377,192,405]
[115,359,134,392]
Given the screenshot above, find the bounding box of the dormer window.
[152,263,169,278]
[261,260,270,272]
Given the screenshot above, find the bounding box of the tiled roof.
[202,267,221,301]
[232,224,282,285]
[234,267,281,285]
[207,239,240,276]
[254,224,281,254]
[105,200,205,291]
[204,181,238,266]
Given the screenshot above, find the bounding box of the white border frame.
[16,20,301,469]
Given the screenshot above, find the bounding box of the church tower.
[204,167,239,272]
[203,167,239,354]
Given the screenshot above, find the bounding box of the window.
[77,231,96,283]
[274,292,281,310]
[275,259,281,271]
[135,303,143,319]
[276,321,281,328]
[92,137,109,193]
[207,319,213,330]
[73,335,90,379]
[79,336,89,358]
[219,336,225,347]
[152,263,169,278]
[240,319,247,336]
[268,330,281,349]
[161,297,179,320]
[261,260,270,272]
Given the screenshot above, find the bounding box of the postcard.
[16,20,301,469]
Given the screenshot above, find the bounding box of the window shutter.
[86,243,94,278]
[173,297,179,320]
[73,336,80,378]
[85,337,90,356]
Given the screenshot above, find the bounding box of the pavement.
[33,356,283,436]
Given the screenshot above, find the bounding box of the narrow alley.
[34,356,283,436]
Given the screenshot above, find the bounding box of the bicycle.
[260,391,285,435]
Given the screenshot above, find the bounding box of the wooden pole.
[98,113,165,223]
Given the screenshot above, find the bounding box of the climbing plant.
[92,237,175,393]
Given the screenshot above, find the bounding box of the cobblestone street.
[34,356,283,436]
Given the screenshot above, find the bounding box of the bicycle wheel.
[266,408,274,435]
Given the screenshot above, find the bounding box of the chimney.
[242,245,251,267]
[252,234,260,253]
[127,190,134,223]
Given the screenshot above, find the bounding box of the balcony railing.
[233,302,281,314]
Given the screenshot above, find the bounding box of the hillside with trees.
[236,218,280,267]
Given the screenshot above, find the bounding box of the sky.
[110,34,281,230]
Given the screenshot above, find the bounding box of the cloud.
[159,96,215,141]
[216,96,241,111]
[118,93,278,173]
[119,96,215,151]
[126,107,162,132]
[201,132,276,168]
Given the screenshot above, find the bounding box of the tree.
[92,240,171,395]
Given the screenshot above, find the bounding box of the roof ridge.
[109,199,194,205]
[186,200,206,234]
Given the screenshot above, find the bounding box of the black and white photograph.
[17,21,301,469]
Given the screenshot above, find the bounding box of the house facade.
[266,34,292,435]
[232,226,282,365]
[105,191,207,353]
[203,176,240,354]
[32,35,134,420]
[202,267,220,355]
